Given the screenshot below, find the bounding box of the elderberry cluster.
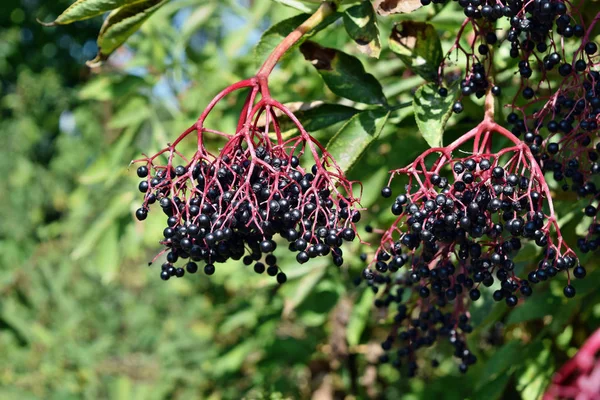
[427,0,598,114]
[506,69,600,253]
[362,151,583,374]
[135,144,360,283]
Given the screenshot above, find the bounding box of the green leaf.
[272,0,317,13]
[413,83,456,148]
[300,41,387,105]
[180,4,217,43]
[88,0,169,66]
[346,289,374,347]
[477,341,523,389]
[71,191,133,260]
[92,223,120,284]
[282,263,327,317]
[327,108,389,173]
[506,291,561,325]
[343,1,381,58]
[389,21,443,81]
[277,102,361,134]
[254,12,341,67]
[517,342,554,400]
[40,0,143,26]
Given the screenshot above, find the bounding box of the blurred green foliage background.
[1,0,599,399]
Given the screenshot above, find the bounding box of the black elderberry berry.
[559,63,573,76]
[584,205,597,217]
[204,264,215,275]
[563,285,576,298]
[453,102,464,114]
[137,166,149,178]
[381,186,392,198]
[186,262,198,274]
[585,42,598,55]
[267,266,278,276]
[505,295,518,307]
[522,87,535,99]
[136,208,148,221]
[138,181,149,192]
[277,272,287,284]
[573,265,586,279]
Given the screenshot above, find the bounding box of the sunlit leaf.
[88,0,169,66]
[389,21,442,81]
[327,108,389,173]
[40,0,143,26]
[343,1,381,58]
[254,11,341,67]
[373,0,423,15]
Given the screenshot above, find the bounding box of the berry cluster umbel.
[134,123,360,283]
[361,117,582,374]
[428,0,599,116]
[131,3,361,283]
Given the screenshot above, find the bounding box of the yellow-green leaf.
[41,0,145,26]
[88,0,169,67]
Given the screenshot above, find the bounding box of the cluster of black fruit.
[428,0,598,113]
[442,63,492,114]
[361,157,585,374]
[375,283,477,376]
[506,70,600,253]
[134,146,359,283]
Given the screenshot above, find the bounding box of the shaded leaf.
[254,12,341,67]
[268,102,360,134]
[327,108,389,173]
[300,41,387,105]
[40,0,142,26]
[506,292,561,325]
[477,341,523,388]
[282,263,327,317]
[343,1,381,58]
[389,21,442,81]
[346,289,375,347]
[373,0,423,15]
[88,0,169,66]
[413,83,456,148]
